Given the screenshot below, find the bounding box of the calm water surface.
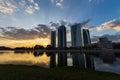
[0,50,120,74]
[0,50,50,68]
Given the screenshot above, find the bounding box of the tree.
[34,45,44,50]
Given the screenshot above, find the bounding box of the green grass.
[0,64,119,80]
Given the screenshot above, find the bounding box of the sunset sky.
[0,0,120,48]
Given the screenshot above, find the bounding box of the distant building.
[50,31,56,68]
[97,37,116,63]
[83,29,94,70]
[71,24,85,69]
[58,25,67,66]
[98,37,113,49]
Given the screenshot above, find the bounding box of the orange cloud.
[97,18,120,32]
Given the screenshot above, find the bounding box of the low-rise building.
[97,37,116,63]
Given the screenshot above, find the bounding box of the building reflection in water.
[33,51,44,57]
[0,50,120,74]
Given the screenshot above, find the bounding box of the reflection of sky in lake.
[0,51,50,68]
[68,57,120,74]
[0,51,120,74]
[94,58,120,74]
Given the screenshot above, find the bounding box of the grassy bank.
[0,64,119,80]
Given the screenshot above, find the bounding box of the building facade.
[71,24,85,69]
[83,29,94,70]
[50,31,56,68]
[58,25,67,66]
[97,37,116,63]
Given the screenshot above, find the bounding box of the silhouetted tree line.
[0,43,120,57]
[34,45,44,50]
[33,45,44,57]
[14,47,33,53]
[33,45,54,57]
[0,46,13,50]
[33,44,99,57]
[1,42,120,51]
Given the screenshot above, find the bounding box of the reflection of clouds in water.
[94,57,120,74]
[0,51,50,68]
[0,51,120,74]
[1,61,49,68]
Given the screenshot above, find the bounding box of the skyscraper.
[71,24,85,69]
[83,29,94,70]
[83,29,91,45]
[50,31,56,68]
[58,25,67,66]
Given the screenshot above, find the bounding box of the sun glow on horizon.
[0,38,50,48]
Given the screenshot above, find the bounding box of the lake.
[0,50,120,74]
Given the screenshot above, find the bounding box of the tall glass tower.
[83,29,91,45]
[50,31,56,68]
[71,24,85,69]
[58,25,67,67]
[83,29,94,70]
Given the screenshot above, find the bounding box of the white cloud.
[34,3,39,10]
[25,0,40,14]
[25,6,35,14]
[97,18,120,32]
[56,2,63,8]
[28,0,34,3]
[51,0,64,8]
[0,0,17,14]
[0,0,40,14]
[19,0,26,7]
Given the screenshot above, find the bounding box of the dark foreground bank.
[0,64,119,80]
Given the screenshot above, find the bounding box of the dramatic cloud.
[50,19,91,33]
[97,18,120,32]
[50,19,68,30]
[0,24,51,40]
[0,0,40,14]
[91,34,120,42]
[59,19,67,25]
[50,22,59,27]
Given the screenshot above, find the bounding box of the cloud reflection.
[94,57,120,74]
